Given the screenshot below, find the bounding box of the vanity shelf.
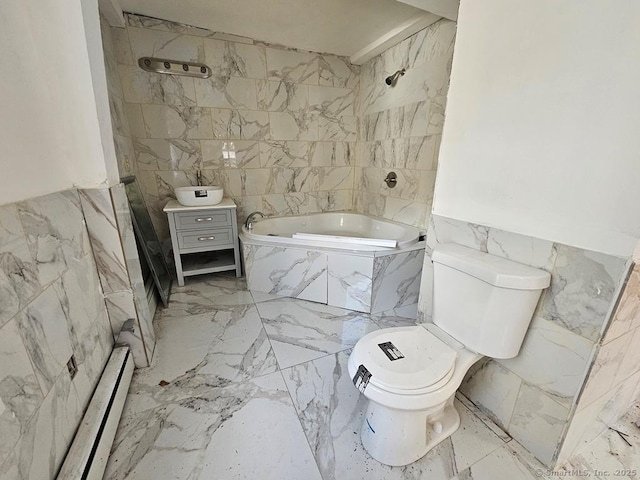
[164,198,241,286]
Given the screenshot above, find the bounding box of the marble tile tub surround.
[421,214,631,467]
[106,13,359,242]
[242,241,425,314]
[0,190,114,477]
[104,274,636,480]
[355,19,456,229]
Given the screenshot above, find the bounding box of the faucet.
[196,169,203,186]
[244,211,264,230]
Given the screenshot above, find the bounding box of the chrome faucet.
[196,169,203,186]
[244,211,264,230]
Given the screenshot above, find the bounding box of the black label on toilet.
[195,190,209,197]
[378,342,405,361]
[353,364,371,393]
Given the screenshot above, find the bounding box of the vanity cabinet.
[164,199,241,286]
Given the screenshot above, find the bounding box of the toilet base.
[360,396,460,466]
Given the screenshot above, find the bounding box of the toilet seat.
[350,325,458,395]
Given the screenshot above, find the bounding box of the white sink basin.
[175,186,223,207]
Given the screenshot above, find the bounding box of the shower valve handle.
[384,172,398,188]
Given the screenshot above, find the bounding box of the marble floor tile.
[282,351,506,480]
[370,303,419,328]
[557,404,640,479]
[255,296,379,368]
[452,444,545,480]
[123,306,278,414]
[105,371,322,480]
[105,274,640,480]
[445,398,507,472]
[158,274,254,319]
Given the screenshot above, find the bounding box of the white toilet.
[348,243,551,466]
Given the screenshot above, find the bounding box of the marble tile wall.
[556,262,640,464]
[0,190,114,477]
[101,14,135,178]
[107,14,358,242]
[355,19,456,229]
[420,214,630,467]
[79,187,154,367]
[93,17,156,368]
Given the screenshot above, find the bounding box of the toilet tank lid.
[432,243,551,290]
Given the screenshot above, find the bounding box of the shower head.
[385,68,406,86]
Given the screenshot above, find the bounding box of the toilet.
[348,243,551,466]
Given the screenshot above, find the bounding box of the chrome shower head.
[385,68,406,86]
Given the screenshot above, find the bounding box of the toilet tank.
[431,243,551,359]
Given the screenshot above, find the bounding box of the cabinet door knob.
[198,236,216,241]
[195,217,213,222]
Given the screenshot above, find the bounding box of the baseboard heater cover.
[58,345,134,479]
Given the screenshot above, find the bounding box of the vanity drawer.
[177,228,234,250]
[175,210,231,230]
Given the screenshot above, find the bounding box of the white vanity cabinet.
[163,199,241,286]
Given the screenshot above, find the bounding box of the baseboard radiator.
[58,345,134,479]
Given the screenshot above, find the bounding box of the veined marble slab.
[10,370,81,480]
[539,245,627,342]
[16,285,74,395]
[17,190,90,287]
[459,359,522,431]
[159,274,253,319]
[104,372,322,480]
[508,383,571,466]
[111,183,156,360]
[204,39,267,79]
[499,316,595,407]
[327,253,373,313]
[244,244,328,303]
[371,248,424,313]
[255,297,377,368]
[0,204,40,329]
[79,188,130,294]
[0,319,44,467]
[123,306,277,413]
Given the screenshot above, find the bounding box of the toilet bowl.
[349,243,551,466]
[348,323,482,466]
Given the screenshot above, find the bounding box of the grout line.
[455,391,513,443]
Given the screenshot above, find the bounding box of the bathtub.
[239,212,425,314]
[241,212,420,251]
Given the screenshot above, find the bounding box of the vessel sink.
[175,186,223,207]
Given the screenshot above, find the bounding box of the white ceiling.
[119,0,428,57]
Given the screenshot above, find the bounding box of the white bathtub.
[240,212,425,314]
[241,212,421,251]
